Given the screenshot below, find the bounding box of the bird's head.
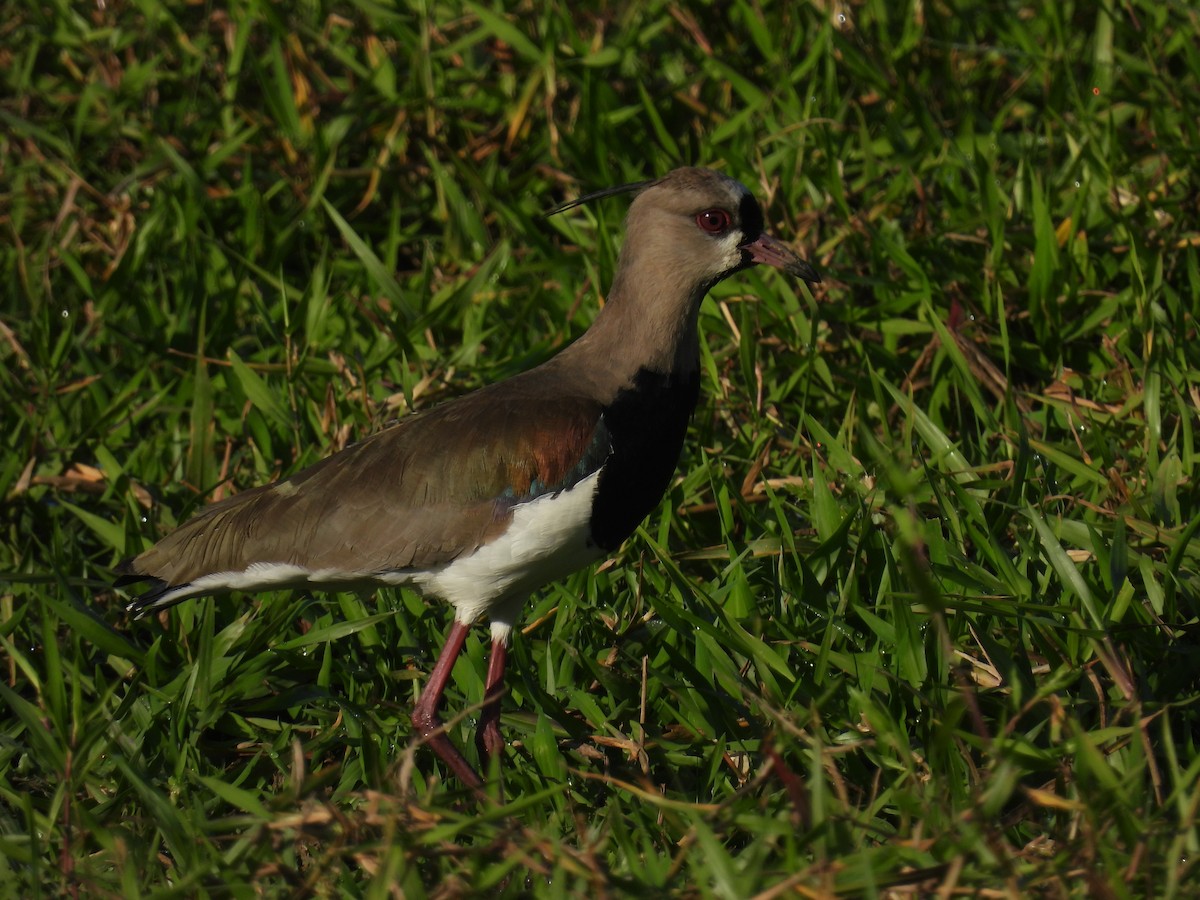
[549,167,820,297]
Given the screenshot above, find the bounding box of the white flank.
[411,469,604,629]
[142,471,605,636]
[134,562,314,611]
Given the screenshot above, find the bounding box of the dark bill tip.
[740,233,821,284]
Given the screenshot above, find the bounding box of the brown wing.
[120,376,608,592]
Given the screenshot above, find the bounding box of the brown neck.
[552,244,708,399]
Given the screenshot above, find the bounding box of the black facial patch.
[737,192,764,241]
[589,368,702,550]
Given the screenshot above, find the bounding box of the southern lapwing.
[117,167,820,789]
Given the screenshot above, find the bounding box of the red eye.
[695,209,732,234]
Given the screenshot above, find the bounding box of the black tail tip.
[114,569,185,619]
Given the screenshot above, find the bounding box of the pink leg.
[411,620,483,789]
[476,636,509,762]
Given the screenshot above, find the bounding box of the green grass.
[3,0,1199,894]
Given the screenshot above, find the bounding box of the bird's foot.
[411,704,486,791]
[476,714,505,761]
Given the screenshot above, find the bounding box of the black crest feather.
[543,179,651,217]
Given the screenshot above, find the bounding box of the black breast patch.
[589,368,701,550]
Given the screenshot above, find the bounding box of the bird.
[116,167,821,789]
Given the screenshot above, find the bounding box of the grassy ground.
[3,0,1199,895]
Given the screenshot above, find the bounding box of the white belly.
[406,469,604,628]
